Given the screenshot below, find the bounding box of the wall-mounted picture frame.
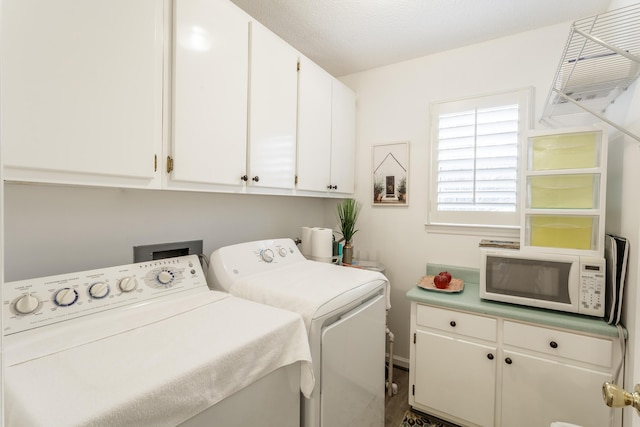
[372,141,409,206]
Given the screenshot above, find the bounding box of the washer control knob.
[14,294,40,314]
[119,277,138,292]
[157,270,174,285]
[261,249,274,263]
[278,247,287,258]
[53,288,78,307]
[89,282,110,299]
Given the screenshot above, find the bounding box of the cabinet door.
[414,330,496,427]
[296,57,332,192]
[501,349,613,427]
[330,80,356,194]
[2,0,163,188]
[171,0,249,187]
[248,22,298,190]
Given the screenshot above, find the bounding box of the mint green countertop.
[407,264,625,339]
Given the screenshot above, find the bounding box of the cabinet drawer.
[503,321,613,367]
[416,305,497,342]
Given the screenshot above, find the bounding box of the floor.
[385,366,410,427]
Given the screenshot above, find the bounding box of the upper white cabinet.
[296,57,333,192]
[248,21,298,190]
[2,0,164,189]
[296,58,356,195]
[2,0,355,197]
[330,80,356,194]
[170,0,250,189]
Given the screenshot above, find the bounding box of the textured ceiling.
[229,0,612,76]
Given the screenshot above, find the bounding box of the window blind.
[428,88,530,229]
[436,104,519,212]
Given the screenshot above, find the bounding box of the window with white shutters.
[428,89,531,229]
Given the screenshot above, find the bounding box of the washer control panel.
[3,255,206,335]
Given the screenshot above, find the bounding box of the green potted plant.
[337,198,362,264]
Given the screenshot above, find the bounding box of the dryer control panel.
[3,255,207,335]
[209,238,306,291]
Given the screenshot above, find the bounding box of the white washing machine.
[209,238,389,427]
[3,255,313,427]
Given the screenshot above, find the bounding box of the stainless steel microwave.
[480,248,605,317]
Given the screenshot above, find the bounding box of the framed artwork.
[372,141,409,206]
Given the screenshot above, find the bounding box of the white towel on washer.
[5,292,313,427]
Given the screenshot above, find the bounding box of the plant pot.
[343,242,354,264]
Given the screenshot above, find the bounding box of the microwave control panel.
[579,258,606,317]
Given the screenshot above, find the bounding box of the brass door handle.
[602,382,640,414]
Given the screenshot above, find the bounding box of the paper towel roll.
[300,227,313,257]
[310,227,333,263]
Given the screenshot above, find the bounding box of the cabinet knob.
[603,382,640,415]
[241,175,248,182]
[487,353,494,360]
[252,176,260,182]
[549,341,558,349]
[505,357,513,365]
[327,185,337,190]
[449,321,456,327]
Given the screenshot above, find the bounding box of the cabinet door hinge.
[295,175,298,185]
[412,384,415,396]
[166,156,174,173]
[154,154,157,172]
[297,61,300,72]
[413,333,416,344]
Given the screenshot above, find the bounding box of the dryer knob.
[261,249,275,263]
[14,294,40,314]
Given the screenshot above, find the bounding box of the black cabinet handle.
[449,321,456,327]
[241,175,248,182]
[252,176,259,182]
[549,341,558,349]
[327,185,337,190]
[505,357,513,365]
[487,353,494,360]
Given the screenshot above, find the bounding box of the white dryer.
[209,238,389,427]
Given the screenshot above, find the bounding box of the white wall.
[339,22,576,365]
[4,183,328,281]
[340,17,640,399]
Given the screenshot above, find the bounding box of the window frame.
[427,88,532,233]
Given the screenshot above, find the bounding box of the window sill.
[425,223,520,239]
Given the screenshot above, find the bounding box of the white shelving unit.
[541,4,640,142]
[521,127,607,257]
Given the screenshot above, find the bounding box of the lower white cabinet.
[410,303,622,427]
[414,329,496,427]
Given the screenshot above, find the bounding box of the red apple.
[433,274,449,289]
[439,271,452,283]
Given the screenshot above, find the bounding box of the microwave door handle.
[568,264,580,309]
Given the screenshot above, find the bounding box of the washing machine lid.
[4,292,314,427]
[228,261,388,330]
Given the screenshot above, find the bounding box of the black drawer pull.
[449,321,456,327]
[549,341,558,349]
[505,357,513,365]
[487,353,494,360]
